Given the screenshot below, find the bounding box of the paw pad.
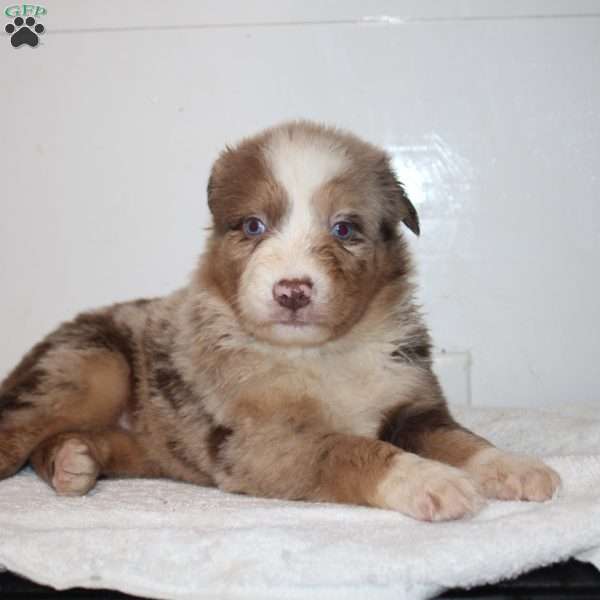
[5,16,44,48]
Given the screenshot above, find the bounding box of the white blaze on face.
[237,128,351,344]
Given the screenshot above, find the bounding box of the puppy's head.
[202,121,419,346]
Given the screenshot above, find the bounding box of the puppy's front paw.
[52,438,99,496]
[373,454,486,521]
[464,448,560,502]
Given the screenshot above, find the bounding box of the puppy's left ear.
[397,180,420,236]
[377,159,420,236]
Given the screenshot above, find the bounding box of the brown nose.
[273,278,313,311]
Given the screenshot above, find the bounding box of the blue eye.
[331,221,354,241]
[242,217,267,237]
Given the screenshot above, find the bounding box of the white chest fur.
[266,343,427,439]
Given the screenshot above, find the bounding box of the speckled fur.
[0,122,560,521]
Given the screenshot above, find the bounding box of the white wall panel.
[27,1,600,31]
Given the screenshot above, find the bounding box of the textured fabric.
[0,407,599,600]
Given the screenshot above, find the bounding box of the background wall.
[1,0,599,410]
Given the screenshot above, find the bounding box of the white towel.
[1,406,599,600]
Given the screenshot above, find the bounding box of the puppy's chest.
[287,348,418,438]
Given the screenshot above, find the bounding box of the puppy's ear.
[397,179,420,236]
[206,173,215,207]
[206,158,230,234]
[206,148,230,216]
[377,159,420,236]
[206,143,264,218]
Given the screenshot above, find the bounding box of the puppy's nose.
[273,278,313,311]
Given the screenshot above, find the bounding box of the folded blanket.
[1,406,599,600]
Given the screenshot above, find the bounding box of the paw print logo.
[5,16,45,47]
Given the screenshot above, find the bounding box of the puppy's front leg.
[381,396,561,502]
[211,401,484,521]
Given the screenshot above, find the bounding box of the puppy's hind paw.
[51,438,99,496]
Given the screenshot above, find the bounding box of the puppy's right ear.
[206,148,231,216]
[206,156,230,233]
[206,147,237,224]
[206,143,264,218]
[206,173,215,211]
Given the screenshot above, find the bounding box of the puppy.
[0,121,560,521]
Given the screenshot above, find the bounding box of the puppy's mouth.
[275,316,313,327]
[251,311,331,346]
[271,309,328,329]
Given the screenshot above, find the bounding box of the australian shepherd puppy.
[0,121,560,521]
